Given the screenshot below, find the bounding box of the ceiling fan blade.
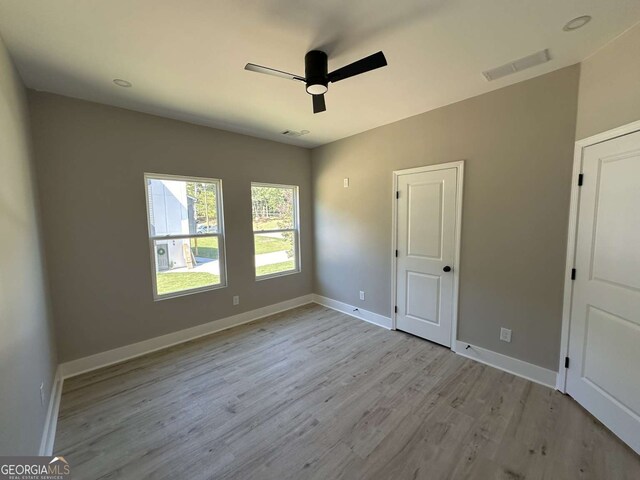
[312,94,326,114]
[244,63,305,82]
[328,51,387,83]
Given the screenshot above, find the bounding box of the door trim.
[391,160,464,351]
[557,119,640,392]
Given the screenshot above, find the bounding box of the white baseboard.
[455,341,557,388]
[313,294,392,329]
[39,366,63,455]
[60,294,314,379]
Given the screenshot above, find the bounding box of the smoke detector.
[482,49,551,81]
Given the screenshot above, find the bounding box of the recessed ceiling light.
[563,15,592,32]
[113,78,132,87]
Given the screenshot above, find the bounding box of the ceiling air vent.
[281,129,310,137]
[482,49,551,81]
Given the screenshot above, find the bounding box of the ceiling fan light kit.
[245,49,388,114]
[305,50,329,95]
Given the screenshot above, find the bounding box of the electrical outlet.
[359,291,365,301]
[500,328,512,343]
[344,178,350,188]
[40,382,45,407]
[233,296,239,306]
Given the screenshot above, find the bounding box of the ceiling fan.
[245,50,387,113]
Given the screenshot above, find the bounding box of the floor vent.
[482,49,551,81]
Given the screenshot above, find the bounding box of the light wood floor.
[55,304,640,479]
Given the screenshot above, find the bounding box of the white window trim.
[251,182,301,281]
[144,172,228,300]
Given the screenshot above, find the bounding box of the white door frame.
[557,119,640,392]
[391,160,464,351]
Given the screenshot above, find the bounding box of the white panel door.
[396,167,458,346]
[567,130,640,454]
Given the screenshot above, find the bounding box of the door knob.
[443,266,452,272]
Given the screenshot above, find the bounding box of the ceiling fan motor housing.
[305,50,328,95]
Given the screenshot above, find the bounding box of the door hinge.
[578,174,584,186]
[565,357,570,369]
[396,191,400,199]
[394,306,398,313]
[571,268,576,280]
[395,249,398,257]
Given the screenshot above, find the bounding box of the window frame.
[144,172,227,300]
[251,182,301,281]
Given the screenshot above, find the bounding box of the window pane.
[251,185,295,231]
[153,237,220,296]
[190,182,219,234]
[148,178,218,236]
[255,232,296,277]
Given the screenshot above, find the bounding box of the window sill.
[255,269,300,282]
[153,282,227,301]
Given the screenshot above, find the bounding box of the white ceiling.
[1,1,639,148]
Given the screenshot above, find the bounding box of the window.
[251,183,300,279]
[144,173,226,299]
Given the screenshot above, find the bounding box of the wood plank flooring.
[55,304,640,479]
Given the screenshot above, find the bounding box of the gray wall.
[0,36,57,454]
[576,23,640,139]
[29,92,313,363]
[312,65,580,371]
